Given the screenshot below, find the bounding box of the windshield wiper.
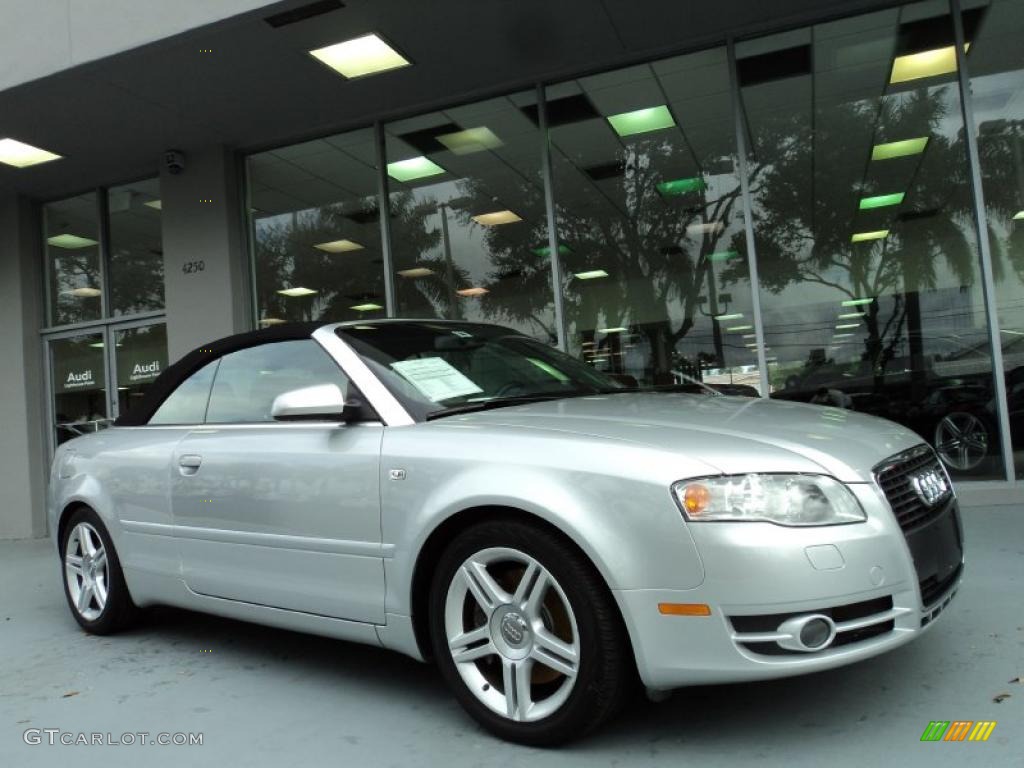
[426,391,594,420]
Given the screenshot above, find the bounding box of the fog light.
[799,618,832,649]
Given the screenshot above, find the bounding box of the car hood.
[435,393,924,482]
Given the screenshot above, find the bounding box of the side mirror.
[271,383,361,422]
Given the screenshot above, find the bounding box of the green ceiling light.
[656,176,706,197]
[859,192,905,210]
[598,327,628,333]
[889,45,966,85]
[708,250,739,262]
[836,323,860,329]
[842,297,875,307]
[278,287,317,297]
[607,105,675,137]
[871,137,929,161]
[838,312,863,319]
[47,234,98,249]
[726,324,753,332]
[851,229,889,243]
[1013,210,1024,220]
[350,302,384,311]
[714,313,744,322]
[0,137,62,168]
[309,33,410,79]
[386,156,445,182]
[574,269,609,280]
[532,244,572,257]
[144,199,162,210]
[436,127,504,155]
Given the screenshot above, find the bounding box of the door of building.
[45,320,167,452]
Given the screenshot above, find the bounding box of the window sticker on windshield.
[391,357,484,402]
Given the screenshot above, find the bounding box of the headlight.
[671,474,866,526]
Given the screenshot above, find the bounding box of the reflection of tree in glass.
[52,247,102,325]
[254,191,438,322]
[459,136,747,378]
[723,87,976,393]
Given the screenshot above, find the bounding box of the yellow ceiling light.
[259,318,286,326]
[144,199,163,210]
[1013,210,1024,220]
[472,210,522,226]
[456,287,489,297]
[309,34,410,79]
[889,45,968,85]
[278,287,318,297]
[436,127,504,155]
[851,230,889,243]
[0,137,62,168]
[60,287,102,298]
[350,302,384,311]
[397,267,434,278]
[314,239,364,253]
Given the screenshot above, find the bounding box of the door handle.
[178,454,202,475]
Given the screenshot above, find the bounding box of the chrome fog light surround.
[775,614,837,652]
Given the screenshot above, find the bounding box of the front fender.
[381,428,707,617]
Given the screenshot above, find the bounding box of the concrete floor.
[0,508,1020,768]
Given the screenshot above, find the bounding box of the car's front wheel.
[429,519,632,745]
[60,507,138,634]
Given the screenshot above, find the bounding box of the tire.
[428,518,633,745]
[60,507,138,634]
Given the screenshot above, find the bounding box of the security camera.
[164,149,186,175]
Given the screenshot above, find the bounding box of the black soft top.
[114,322,323,426]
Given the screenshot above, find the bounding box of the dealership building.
[1,0,1022,539]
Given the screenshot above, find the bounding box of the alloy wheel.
[443,547,580,723]
[934,412,989,471]
[65,522,109,621]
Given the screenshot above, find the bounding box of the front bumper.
[615,483,963,689]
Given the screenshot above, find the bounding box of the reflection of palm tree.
[726,87,977,393]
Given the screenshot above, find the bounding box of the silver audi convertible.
[49,320,964,744]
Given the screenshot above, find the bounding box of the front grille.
[874,445,950,532]
[920,563,963,607]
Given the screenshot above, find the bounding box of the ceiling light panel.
[314,239,364,253]
[310,34,410,79]
[0,138,62,168]
[472,210,522,226]
[607,105,675,137]
[278,287,318,297]
[871,137,929,160]
[47,234,98,249]
[386,156,445,182]
[436,127,504,155]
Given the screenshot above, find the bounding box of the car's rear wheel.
[429,519,632,745]
[61,507,137,634]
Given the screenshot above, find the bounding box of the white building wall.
[0,0,275,93]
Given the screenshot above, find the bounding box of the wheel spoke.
[512,560,540,605]
[531,628,579,678]
[92,549,107,574]
[77,583,93,614]
[93,577,108,609]
[65,554,83,576]
[78,526,95,556]
[448,625,494,663]
[502,658,534,721]
[522,570,549,622]
[461,561,510,613]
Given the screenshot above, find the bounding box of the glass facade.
[245,0,1023,482]
[42,180,167,449]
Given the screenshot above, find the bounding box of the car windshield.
[336,322,628,420]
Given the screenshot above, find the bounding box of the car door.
[170,338,385,623]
